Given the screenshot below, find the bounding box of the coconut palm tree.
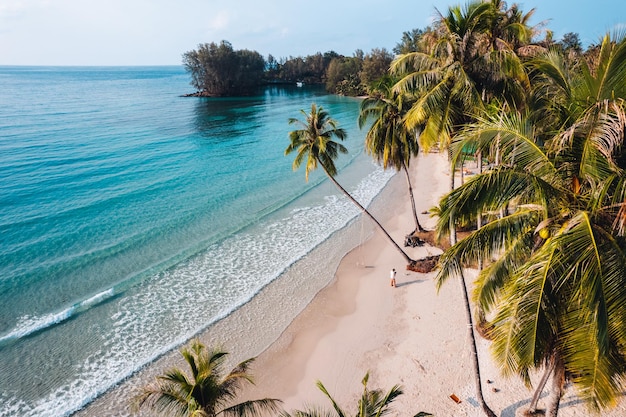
[281,372,425,417]
[390,0,488,172]
[132,339,281,417]
[286,103,416,266]
[435,33,626,415]
[358,77,425,238]
[437,112,626,417]
[391,0,533,194]
[390,3,527,415]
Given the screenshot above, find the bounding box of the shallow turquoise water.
[0,67,392,416]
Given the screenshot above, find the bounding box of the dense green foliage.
[386,2,626,416]
[132,340,281,417]
[183,41,266,96]
[434,32,626,417]
[181,25,592,97]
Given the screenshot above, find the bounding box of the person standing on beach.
[390,268,396,287]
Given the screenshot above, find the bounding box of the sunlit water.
[0,66,393,416]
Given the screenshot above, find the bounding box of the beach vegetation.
[281,372,420,417]
[393,28,433,55]
[132,339,281,417]
[359,48,395,93]
[182,40,394,97]
[286,103,417,267]
[389,1,538,415]
[434,31,626,416]
[325,54,366,96]
[358,76,425,239]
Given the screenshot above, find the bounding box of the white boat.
[296,81,304,87]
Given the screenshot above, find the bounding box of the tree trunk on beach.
[402,160,425,234]
[321,163,415,266]
[449,149,457,246]
[459,267,497,417]
[476,150,483,270]
[546,354,566,417]
[527,359,555,414]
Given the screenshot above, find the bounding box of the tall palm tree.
[358,77,425,237]
[390,3,530,415]
[281,372,425,417]
[286,103,416,266]
[132,340,281,417]
[435,32,626,414]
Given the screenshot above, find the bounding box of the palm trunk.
[546,353,566,417]
[449,149,457,246]
[322,167,415,265]
[476,150,483,270]
[460,159,465,185]
[459,268,496,417]
[402,160,424,233]
[528,359,556,414]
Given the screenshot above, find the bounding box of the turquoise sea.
[0,66,393,416]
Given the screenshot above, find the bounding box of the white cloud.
[207,10,231,32]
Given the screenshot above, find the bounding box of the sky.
[1,0,625,66]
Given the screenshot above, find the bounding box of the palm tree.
[391,1,488,185]
[358,77,425,238]
[435,32,626,414]
[390,3,528,415]
[132,339,281,417]
[286,103,416,266]
[282,372,426,417]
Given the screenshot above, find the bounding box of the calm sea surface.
[0,67,393,416]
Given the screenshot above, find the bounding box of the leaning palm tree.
[358,76,425,237]
[286,103,416,266]
[132,339,281,417]
[281,372,427,417]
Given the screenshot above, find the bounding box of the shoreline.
[75,151,626,417]
[72,152,395,417]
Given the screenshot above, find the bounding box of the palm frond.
[219,398,283,417]
[315,381,347,417]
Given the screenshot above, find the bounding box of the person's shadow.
[395,277,428,287]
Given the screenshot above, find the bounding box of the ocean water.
[0,67,393,416]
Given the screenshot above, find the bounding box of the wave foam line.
[0,287,115,346]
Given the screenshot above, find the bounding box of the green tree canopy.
[183,40,266,96]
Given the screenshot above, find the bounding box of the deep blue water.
[0,66,392,416]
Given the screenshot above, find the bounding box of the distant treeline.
[182,29,591,97]
[182,40,394,97]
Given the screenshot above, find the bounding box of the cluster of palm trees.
[386,1,626,417]
[434,30,626,417]
[287,1,626,416]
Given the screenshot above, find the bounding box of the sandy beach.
[237,151,626,417]
[77,151,626,417]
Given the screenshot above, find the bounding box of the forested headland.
[182,29,592,97]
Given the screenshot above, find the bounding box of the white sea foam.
[0,308,76,345]
[0,287,116,346]
[0,163,394,417]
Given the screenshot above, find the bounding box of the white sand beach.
[77,151,626,417]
